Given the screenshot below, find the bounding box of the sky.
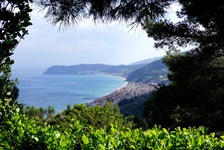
[12,3,180,71]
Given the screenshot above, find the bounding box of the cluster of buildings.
[88,82,156,106]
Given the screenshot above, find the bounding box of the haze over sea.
[12,68,127,112]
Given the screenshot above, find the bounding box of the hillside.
[44,64,146,77]
[130,57,162,65]
[118,92,152,118]
[44,57,169,84]
[127,59,168,84]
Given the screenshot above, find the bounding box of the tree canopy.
[35,0,174,28]
[0,0,32,125]
[142,0,224,131]
[36,0,224,64]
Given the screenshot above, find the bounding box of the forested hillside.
[127,59,168,84]
[44,58,168,84]
[118,92,152,118]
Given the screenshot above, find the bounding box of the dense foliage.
[25,105,55,121]
[142,0,224,130]
[144,52,224,131]
[50,101,133,130]
[2,106,224,149]
[0,0,32,125]
[127,59,168,84]
[118,93,152,118]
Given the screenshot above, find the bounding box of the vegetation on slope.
[2,102,224,149]
[144,52,224,131]
[127,59,168,84]
[118,92,152,118]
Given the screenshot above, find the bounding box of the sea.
[11,68,127,113]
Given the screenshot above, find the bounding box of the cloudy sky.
[12,4,180,71]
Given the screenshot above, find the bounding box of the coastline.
[87,82,155,106]
[96,72,127,81]
[94,73,128,95]
[119,81,128,90]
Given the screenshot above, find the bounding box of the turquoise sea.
[12,68,126,112]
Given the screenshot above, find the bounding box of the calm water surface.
[12,68,126,112]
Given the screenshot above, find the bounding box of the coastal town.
[88,82,156,106]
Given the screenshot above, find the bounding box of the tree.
[50,101,132,130]
[0,0,32,125]
[35,0,174,28]
[45,105,55,120]
[25,106,45,119]
[142,1,224,131]
[143,51,224,131]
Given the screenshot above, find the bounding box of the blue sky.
[12,3,180,70]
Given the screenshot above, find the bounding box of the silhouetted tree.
[35,0,174,28]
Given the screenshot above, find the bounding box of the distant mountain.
[130,57,162,65]
[44,64,146,77]
[44,56,168,83]
[127,59,168,84]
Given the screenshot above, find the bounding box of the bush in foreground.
[1,108,224,149]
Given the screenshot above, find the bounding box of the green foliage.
[127,59,168,84]
[1,109,224,150]
[24,105,55,121]
[45,105,55,120]
[0,109,64,149]
[25,106,45,119]
[144,52,224,131]
[0,0,32,126]
[141,1,224,132]
[118,93,152,118]
[51,101,132,130]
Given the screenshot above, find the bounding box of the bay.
[12,68,126,112]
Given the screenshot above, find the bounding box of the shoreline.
[97,73,130,100]
[87,82,156,106]
[43,72,142,107]
[93,73,128,95]
[95,73,127,80]
[80,73,128,103]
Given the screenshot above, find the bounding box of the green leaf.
[130,145,136,149]
[82,135,89,144]
[0,140,10,150]
[99,144,105,150]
